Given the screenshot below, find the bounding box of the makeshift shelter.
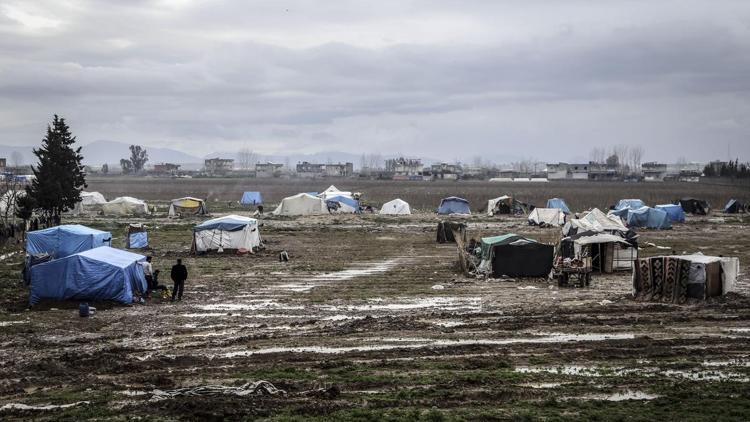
[677,198,709,215]
[29,246,147,305]
[102,196,150,216]
[379,198,411,215]
[546,198,571,214]
[272,193,329,216]
[168,197,207,217]
[26,225,112,259]
[487,196,531,216]
[71,191,107,215]
[326,195,360,214]
[528,208,565,227]
[478,234,553,278]
[560,232,637,273]
[655,204,685,223]
[318,185,353,201]
[614,199,646,211]
[240,192,263,205]
[436,221,466,244]
[723,199,745,214]
[437,197,471,215]
[192,215,261,253]
[625,206,672,229]
[126,224,148,249]
[634,254,739,302]
[563,208,630,237]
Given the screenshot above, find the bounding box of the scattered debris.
[431,284,445,290]
[1,401,90,412]
[151,381,286,401]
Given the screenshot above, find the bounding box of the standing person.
[140,256,154,297]
[170,258,188,302]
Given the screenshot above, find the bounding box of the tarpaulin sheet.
[655,204,685,223]
[438,197,471,215]
[615,199,645,211]
[195,215,257,232]
[240,192,263,205]
[626,207,672,229]
[128,232,148,248]
[26,225,112,258]
[29,246,146,305]
[546,198,571,214]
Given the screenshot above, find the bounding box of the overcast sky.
[1,0,749,163]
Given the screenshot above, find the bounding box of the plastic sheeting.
[26,225,112,259]
[614,199,646,211]
[625,206,672,229]
[240,192,263,205]
[563,208,628,236]
[168,197,206,217]
[29,246,147,305]
[326,195,359,214]
[193,215,261,252]
[102,197,149,216]
[379,198,411,215]
[546,198,571,214]
[528,208,565,227]
[437,197,471,215]
[273,193,329,216]
[71,191,107,215]
[128,232,148,249]
[655,204,686,223]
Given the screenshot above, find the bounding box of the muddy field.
[1,180,749,421]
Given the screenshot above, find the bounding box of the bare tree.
[0,175,24,225]
[629,146,644,174]
[589,147,605,164]
[10,151,23,168]
[236,148,257,170]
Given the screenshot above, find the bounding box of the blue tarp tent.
[26,225,112,259]
[326,195,360,213]
[615,199,646,211]
[438,197,471,215]
[655,204,685,223]
[240,191,263,205]
[29,246,147,305]
[546,198,571,214]
[609,208,629,219]
[626,207,672,230]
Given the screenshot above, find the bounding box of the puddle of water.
[584,390,660,401]
[223,332,636,357]
[343,297,482,312]
[520,382,564,389]
[702,358,750,367]
[197,301,304,311]
[0,401,90,411]
[313,259,402,281]
[0,321,28,327]
[516,364,750,382]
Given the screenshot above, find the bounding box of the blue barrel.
[79,303,90,317]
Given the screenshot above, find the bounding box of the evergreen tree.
[26,115,87,219]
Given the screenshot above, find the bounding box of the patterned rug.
[635,257,691,304]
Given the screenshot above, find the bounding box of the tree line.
[703,159,750,178]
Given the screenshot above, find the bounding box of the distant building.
[642,162,668,181]
[430,163,462,180]
[255,162,284,178]
[546,163,569,180]
[324,162,354,177]
[707,160,727,175]
[153,163,181,175]
[204,158,234,175]
[587,163,620,181]
[0,158,6,173]
[385,157,423,180]
[546,162,620,180]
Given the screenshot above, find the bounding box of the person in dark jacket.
[170,259,188,302]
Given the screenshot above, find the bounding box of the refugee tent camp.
[437,197,471,215]
[326,195,360,214]
[379,198,411,215]
[240,191,263,205]
[486,196,531,216]
[29,246,147,305]
[125,224,148,249]
[614,199,646,211]
[560,232,637,273]
[71,191,107,215]
[723,199,746,214]
[562,208,629,237]
[102,196,150,216]
[26,224,112,259]
[624,206,672,230]
[655,204,686,223]
[168,197,207,217]
[192,215,261,253]
[528,208,565,227]
[634,254,739,302]
[677,198,709,215]
[318,185,353,201]
[272,193,329,216]
[477,234,554,278]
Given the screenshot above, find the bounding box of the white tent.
[318,185,353,200]
[168,197,207,217]
[193,215,261,253]
[563,208,628,236]
[379,198,411,215]
[528,208,565,227]
[487,196,511,216]
[272,193,328,216]
[102,196,150,216]
[71,191,107,215]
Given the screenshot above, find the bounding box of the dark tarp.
[436,221,467,244]
[486,235,553,277]
[723,199,745,214]
[676,198,709,215]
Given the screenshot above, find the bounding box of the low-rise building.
[430,163,462,180]
[324,162,354,177]
[204,158,234,175]
[153,163,181,175]
[256,162,284,178]
[385,157,423,180]
[642,162,668,181]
